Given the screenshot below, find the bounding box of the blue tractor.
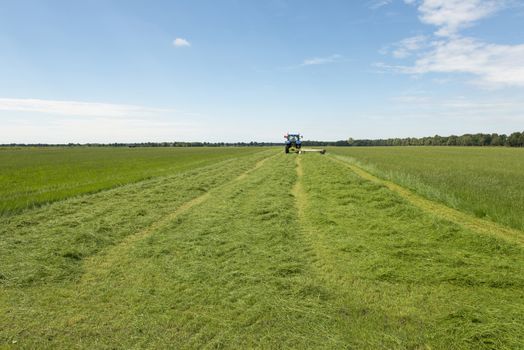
[284,133,302,153]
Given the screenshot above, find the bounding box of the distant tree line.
[2,131,524,148]
[0,141,282,147]
[302,131,524,147]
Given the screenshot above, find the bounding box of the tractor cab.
[284,133,302,153]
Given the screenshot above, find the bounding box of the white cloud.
[389,93,524,124]
[173,38,191,47]
[0,117,202,144]
[378,0,524,87]
[406,0,504,36]
[301,54,343,66]
[0,98,205,143]
[370,0,393,10]
[406,37,524,87]
[391,35,429,58]
[0,98,174,118]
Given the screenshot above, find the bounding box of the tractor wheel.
[285,146,290,154]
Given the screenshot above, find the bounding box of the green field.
[329,146,524,231]
[0,147,263,215]
[1,147,523,348]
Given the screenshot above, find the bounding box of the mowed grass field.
[329,146,524,231]
[0,147,264,215]
[1,147,523,348]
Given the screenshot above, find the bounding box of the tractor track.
[80,152,278,283]
[328,154,524,246]
[291,157,305,218]
[292,156,345,282]
[0,152,270,217]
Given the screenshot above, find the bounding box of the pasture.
[1,147,523,349]
[329,146,524,231]
[0,147,262,215]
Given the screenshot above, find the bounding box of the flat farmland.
[329,146,524,231]
[1,147,523,349]
[0,147,264,215]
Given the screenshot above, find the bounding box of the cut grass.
[1,153,343,348]
[0,146,266,215]
[329,154,524,246]
[1,151,523,348]
[298,155,524,349]
[328,146,524,232]
[0,150,273,287]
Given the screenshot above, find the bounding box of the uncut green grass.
[329,146,524,231]
[2,153,522,348]
[0,146,265,215]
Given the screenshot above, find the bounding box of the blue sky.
[1,0,523,143]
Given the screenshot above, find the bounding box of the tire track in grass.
[80,152,278,282]
[293,156,367,293]
[298,155,524,349]
[293,155,432,348]
[0,151,276,289]
[292,156,339,273]
[329,155,524,246]
[293,155,365,284]
[0,148,270,215]
[0,151,279,344]
[43,154,345,348]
